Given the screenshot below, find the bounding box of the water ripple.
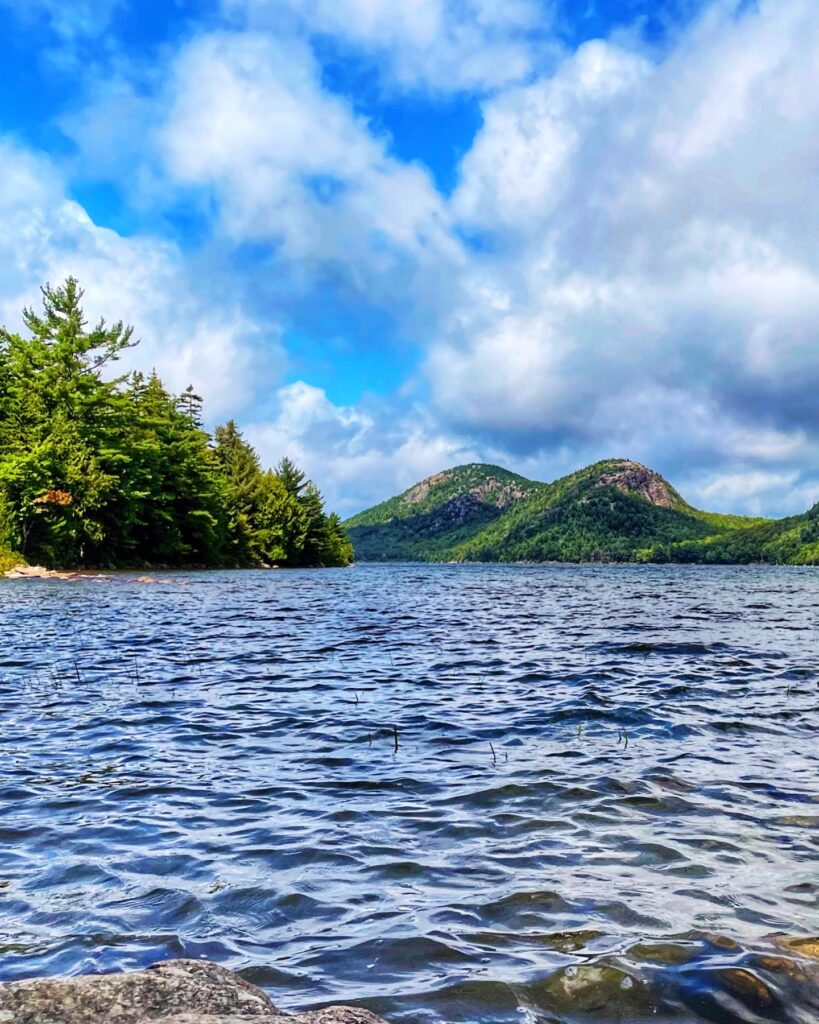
[1,563,818,1023]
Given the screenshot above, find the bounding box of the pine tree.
[276,456,307,498]
[213,421,261,513]
[178,384,204,428]
[0,279,134,564]
[253,471,307,565]
[0,279,353,570]
[213,420,262,562]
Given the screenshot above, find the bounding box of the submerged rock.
[531,963,655,1016]
[0,960,387,1024]
[776,935,819,960]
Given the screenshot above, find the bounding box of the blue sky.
[1,0,818,518]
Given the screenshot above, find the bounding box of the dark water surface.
[1,564,818,1023]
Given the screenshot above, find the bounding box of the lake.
[1,563,818,1023]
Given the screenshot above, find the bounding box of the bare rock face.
[403,471,449,505]
[402,470,529,511]
[596,461,678,509]
[0,960,387,1024]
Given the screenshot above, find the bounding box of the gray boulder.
[0,960,386,1024]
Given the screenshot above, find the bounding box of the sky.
[1,0,818,518]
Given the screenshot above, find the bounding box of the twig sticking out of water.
[617,728,629,749]
[393,724,399,753]
[490,742,497,765]
[353,690,360,705]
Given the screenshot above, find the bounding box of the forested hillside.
[345,459,819,565]
[0,279,352,570]
[655,505,819,564]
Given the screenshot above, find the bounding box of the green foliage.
[275,456,307,498]
[649,502,819,565]
[0,550,21,572]
[0,279,352,570]
[451,476,719,563]
[0,494,23,572]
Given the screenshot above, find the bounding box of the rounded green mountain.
[345,459,819,564]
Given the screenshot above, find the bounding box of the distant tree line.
[0,279,352,569]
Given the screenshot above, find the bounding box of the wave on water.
[1,563,818,1023]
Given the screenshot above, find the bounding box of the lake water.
[1,564,818,1024]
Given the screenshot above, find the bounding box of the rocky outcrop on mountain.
[595,460,680,509]
[0,960,387,1024]
[403,470,530,510]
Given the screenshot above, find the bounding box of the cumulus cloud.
[245,382,481,516]
[224,0,551,93]
[164,32,455,271]
[424,0,819,513]
[678,455,819,517]
[0,137,282,417]
[64,29,463,306]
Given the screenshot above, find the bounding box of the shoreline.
[3,559,812,580]
[2,563,357,581]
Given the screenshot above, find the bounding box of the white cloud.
[245,382,481,515]
[694,469,799,509]
[453,40,649,229]
[683,460,819,518]
[157,30,462,303]
[425,0,819,513]
[225,0,551,93]
[0,137,282,417]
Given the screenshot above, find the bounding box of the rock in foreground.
[0,960,387,1024]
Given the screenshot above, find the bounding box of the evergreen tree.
[321,512,355,566]
[253,471,307,565]
[0,279,353,570]
[0,279,134,564]
[213,420,262,562]
[276,456,306,498]
[213,421,262,514]
[300,482,328,565]
[178,384,204,428]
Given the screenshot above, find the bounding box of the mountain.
[343,458,819,564]
[344,463,540,561]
